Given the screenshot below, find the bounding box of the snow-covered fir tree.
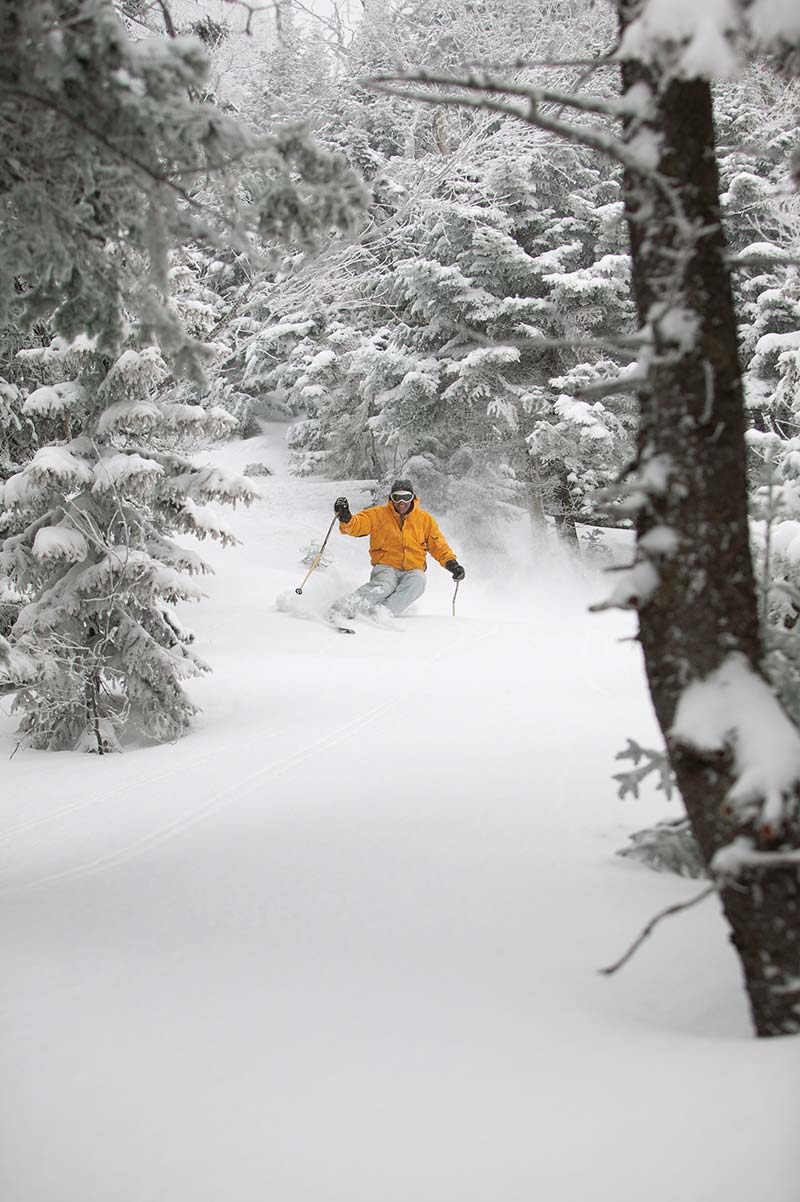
[0,0,367,746]
[232,0,633,547]
[0,336,257,750]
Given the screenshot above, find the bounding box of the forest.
[1,2,800,1199]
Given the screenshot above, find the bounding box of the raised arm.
[334,497,374,538]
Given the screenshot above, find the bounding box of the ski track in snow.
[0,699,399,895]
[1,422,799,1202]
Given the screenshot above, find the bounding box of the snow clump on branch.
[617,0,800,80]
[671,653,800,837]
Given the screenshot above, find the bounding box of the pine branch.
[728,252,800,268]
[0,83,205,209]
[445,321,647,360]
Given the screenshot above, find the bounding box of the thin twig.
[461,56,617,71]
[598,884,717,976]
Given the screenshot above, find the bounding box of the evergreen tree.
[360,0,800,1037]
[0,336,256,750]
[261,124,635,545]
[0,0,367,745]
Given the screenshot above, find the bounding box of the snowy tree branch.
[0,83,205,208]
[598,885,717,976]
[368,67,628,119]
[461,56,618,72]
[444,321,648,361]
[366,75,646,173]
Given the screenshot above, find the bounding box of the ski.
[330,622,356,634]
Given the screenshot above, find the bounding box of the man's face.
[391,490,414,515]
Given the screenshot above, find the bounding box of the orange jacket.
[339,498,456,572]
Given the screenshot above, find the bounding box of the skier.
[331,479,465,620]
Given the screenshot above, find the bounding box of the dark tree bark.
[551,464,580,550]
[617,5,800,1036]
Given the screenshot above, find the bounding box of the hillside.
[1,423,798,1202]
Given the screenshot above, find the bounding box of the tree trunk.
[86,672,104,755]
[617,12,800,1035]
[552,464,579,550]
[518,432,551,551]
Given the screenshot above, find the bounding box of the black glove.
[445,559,465,582]
[334,497,352,523]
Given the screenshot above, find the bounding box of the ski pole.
[295,516,337,594]
[452,580,459,617]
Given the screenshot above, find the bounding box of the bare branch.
[154,0,177,39]
[574,372,651,399]
[365,77,643,175]
[369,66,624,119]
[461,56,618,72]
[365,73,662,178]
[598,885,717,976]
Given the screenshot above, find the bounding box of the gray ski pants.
[354,564,426,615]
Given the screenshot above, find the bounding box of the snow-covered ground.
[2,423,798,1202]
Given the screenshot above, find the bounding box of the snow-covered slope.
[1,423,798,1202]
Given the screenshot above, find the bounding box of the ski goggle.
[391,491,414,502]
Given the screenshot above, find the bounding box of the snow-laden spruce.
[0,339,258,752]
[241,125,637,549]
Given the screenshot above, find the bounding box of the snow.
[638,524,681,555]
[460,345,520,370]
[617,0,742,78]
[160,402,214,429]
[626,127,663,171]
[618,0,800,78]
[589,559,660,612]
[179,496,237,543]
[252,320,315,345]
[672,653,800,833]
[2,445,94,507]
[738,240,789,259]
[22,381,84,416]
[750,0,800,42]
[639,453,672,495]
[554,396,611,437]
[0,634,35,685]
[772,519,800,564]
[1,423,799,1202]
[618,81,655,118]
[754,330,800,357]
[651,303,700,353]
[307,348,336,371]
[96,399,162,435]
[32,525,89,564]
[92,452,163,493]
